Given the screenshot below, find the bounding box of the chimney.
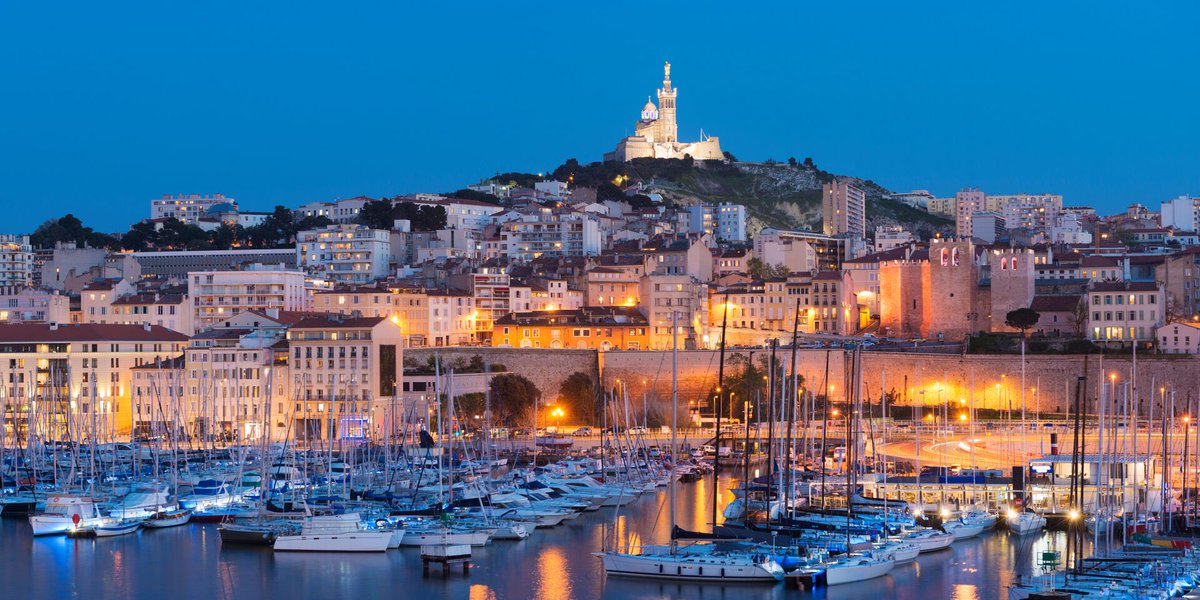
[49,322,58,331]
[144,323,151,332]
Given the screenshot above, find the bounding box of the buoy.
[72,514,81,525]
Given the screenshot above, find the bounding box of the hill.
[489,157,953,240]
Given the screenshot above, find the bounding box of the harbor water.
[0,475,1071,600]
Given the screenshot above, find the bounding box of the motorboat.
[823,554,895,585]
[30,495,109,536]
[274,513,391,552]
[597,551,785,582]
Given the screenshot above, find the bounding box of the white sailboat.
[823,554,896,585]
[1006,509,1046,535]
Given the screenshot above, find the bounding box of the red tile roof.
[0,323,188,343]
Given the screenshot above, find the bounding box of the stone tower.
[927,239,978,340]
[987,248,1036,333]
[657,61,678,143]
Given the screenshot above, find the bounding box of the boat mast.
[669,309,678,554]
[711,292,729,532]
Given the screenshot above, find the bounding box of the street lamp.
[551,406,564,431]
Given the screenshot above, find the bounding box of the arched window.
[940,248,949,266]
[1012,257,1018,270]
[1001,258,1008,270]
[951,248,961,266]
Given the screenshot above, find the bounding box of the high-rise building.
[296,224,391,284]
[822,179,866,239]
[955,188,986,238]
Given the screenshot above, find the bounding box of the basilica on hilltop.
[604,62,724,162]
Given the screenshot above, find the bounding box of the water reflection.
[2,477,1049,600]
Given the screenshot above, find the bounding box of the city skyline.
[3,2,1200,232]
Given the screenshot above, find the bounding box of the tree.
[746,258,790,279]
[391,201,447,232]
[31,214,119,250]
[488,373,541,425]
[1005,308,1041,335]
[358,199,396,230]
[445,188,502,206]
[558,372,597,425]
[787,157,798,167]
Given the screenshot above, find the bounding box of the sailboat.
[824,347,895,584]
[597,311,785,583]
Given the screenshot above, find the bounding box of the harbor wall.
[405,347,1200,420]
[410,347,1200,418]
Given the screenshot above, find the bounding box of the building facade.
[296,224,391,284]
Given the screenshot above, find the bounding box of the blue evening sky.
[2,2,1198,233]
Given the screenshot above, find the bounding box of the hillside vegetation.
[492,157,953,239]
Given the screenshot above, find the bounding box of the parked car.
[573,427,593,436]
[628,426,647,435]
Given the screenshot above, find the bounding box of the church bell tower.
[656,61,678,144]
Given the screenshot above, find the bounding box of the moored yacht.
[273,513,391,552]
[597,551,784,582]
[30,495,110,536]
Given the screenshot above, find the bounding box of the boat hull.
[824,557,895,585]
[274,532,392,552]
[598,552,783,582]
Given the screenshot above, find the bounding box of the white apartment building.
[296,224,391,284]
[997,194,1064,232]
[1087,281,1164,345]
[873,226,914,252]
[500,208,604,261]
[0,235,34,288]
[294,196,373,224]
[151,194,237,225]
[688,203,747,242]
[1161,195,1199,232]
[190,267,309,332]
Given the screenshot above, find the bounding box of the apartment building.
[190,267,309,332]
[285,315,403,441]
[296,224,391,284]
[1086,281,1164,345]
[492,306,649,351]
[0,323,188,441]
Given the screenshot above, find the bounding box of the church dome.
[640,97,659,121]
